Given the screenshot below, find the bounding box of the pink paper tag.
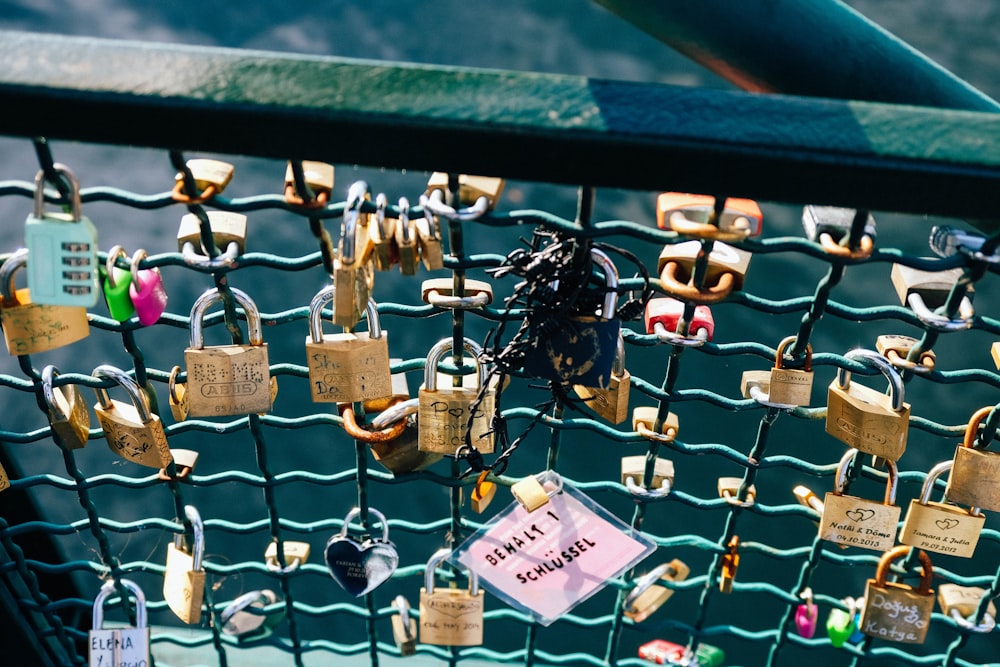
[454,475,654,625]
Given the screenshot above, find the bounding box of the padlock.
[638,639,726,667]
[795,588,818,638]
[265,540,311,573]
[860,546,935,644]
[419,547,485,646]
[740,370,796,409]
[890,262,974,330]
[167,365,189,422]
[305,285,392,403]
[899,460,984,558]
[164,504,206,624]
[644,297,714,346]
[414,209,445,271]
[0,461,8,493]
[802,205,876,257]
[369,193,398,272]
[425,172,505,212]
[656,192,762,240]
[172,157,234,203]
[324,507,398,597]
[393,197,419,275]
[362,358,411,414]
[826,598,858,648]
[184,287,272,417]
[391,594,417,656]
[41,365,90,450]
[24,164,99,307]
[768,336,813,406]
[945,405,1000,512]
[101,245,135,322]
[573,333,630,424]
[369,399,443,474]
[622,559,690,622]
[421,278,493,310]
[875,334,936,374]
[522,248,622,387]
[220,589,283,638]
[718,477,756,507]
[937,584,997,632]
[825,349,910,461]
[89,578,150,667]
[332,181,376,326]
[621,456,674,495]
[470,471,497,513]
[284,160,334,207]
[658,240,751,304]
[177,210,247,264]
[510,474,560,513]
[128,249,168,326]
[719,535,740,594]
[418,337,495,454]
[820,448,901,552]
[92,364,172,468]
[632,406,680,443]
[158,448,199,483]
[0,248,89,355]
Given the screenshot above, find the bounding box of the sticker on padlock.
[284,160,334,207]
[164,505,206,624]
[656,192,762,240]
[173,157,234,203]
[820,448,901,552]
[41,364,90,450]
[890,262,974,331]
[418,337,495,454]
[937,584,998,633]
[945,405,1000,512]
[768,336,813,406]
[220,589,284,638]
[101,245,135,322]
[265,540,311,573]
[644,297,714,346]
[825,349,910,461]
[324,507,398,597]
[333,181,376,326]
[368,398,443,475]
[875,334,935,374]
[802,205,876,258]
[92,364,172,468]
[623,559,690,622]
[305,285,392,404]
[177,211,247,267]
[391,594,418,655]
[419,548,485,646]
[128,249,168,326]
[393,197,420,275]
[89,578,150,667]
[0,248,89,355]
[860,546,935,644]
[184,287,272,417]
[899,460,984,558]
[573,333,631,424]
[658,240,751,304]
[24,164,99,307]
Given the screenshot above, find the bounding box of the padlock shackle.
[92,577,147,630]
[175,504,205,571]
[188,287,264,349]
[834,448,898,505]
[393,595,414,639]
[374,192,393,239]
[918,460,984,517]
[338,506,389,543]
[423,547,479,596]
[421,186,490,222]
[33,163,82,222]
[874,545,934,595]
[612,334,626,375]
[92,365,154,424]
[0,247,28,301]
[397,197,413,243]
[220,589,282,636]
[962,405,995,451]
[622,561,683,613]
[128,248,154,278]
[309,286,382,342]
[339,180,370,266]
[659,261,736,304]
[589,248,619,320]
[41,364,70,421]
[104,245,128,289]
[906,292,974,331]
[424,336,486,391]
[835,348,905,411]
[774,335,811,371]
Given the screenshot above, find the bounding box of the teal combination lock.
[24,164,99,307]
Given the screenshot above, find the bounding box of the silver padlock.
[220,589,284,639]
[89,578,150,667]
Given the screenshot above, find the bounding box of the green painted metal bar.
[593,0,1000,112]
[3,30,1000,222]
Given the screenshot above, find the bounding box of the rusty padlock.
[658,240,751,304]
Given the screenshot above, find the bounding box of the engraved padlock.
[658,240,751,304]
[419,547,485,646]
[185,287,272,417]
[305,285,392,404]
[826,349,910,461]
[572,333,631,424]
[333,181,376,326]
[820,448,901,552]
[24,164,99,307]
[622,559,690,622]
[284,160,334,207]
[41,364,90,450]
[644,296,714,346]
[768,336,813,407]
[369,398,443,474]
[391,594,417,656]
[899,460,984,558]
[324,507,398,597]
[418,337,495,454]
[89,578,150,667]
[369,193,398,272]
[938,584,997,633]
[93,364,172,468]
[128,249,168,326]
[173,158,234,202]
[0,248,89,355]
[802,205,876,257]
[164,504,206,624]
[523,248,621,387]
[656,192,762,240]
[890,262,974,330]
[177,211,247,266]
[945,406,1000,512]
[860,546,935,644]
[101,245,135,322]
[393,197,419,275]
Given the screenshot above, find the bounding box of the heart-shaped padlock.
[325,507,398,597]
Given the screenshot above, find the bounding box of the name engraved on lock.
[419,588,485,646]
[306,334,391,403]
[1,297,89,355]
[820,494,900,552]
[861,586,933,644]
[185,346,271,415]
[96,410,171,469]
[418,392,495,454]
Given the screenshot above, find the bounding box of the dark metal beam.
[1,31,1000,220]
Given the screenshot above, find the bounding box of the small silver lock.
[220,589,284,639]
[89,578,150,667]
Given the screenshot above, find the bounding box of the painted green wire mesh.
[0,143,997,667]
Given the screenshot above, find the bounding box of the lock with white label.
[88,578,150,667]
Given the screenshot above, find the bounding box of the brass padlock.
[418,337,495,454]
[802,205,876,258]
[306,285,392,403]
[740,369,797,409]
[265,540,311,573]
[41,364,90,450]
[92,365,172,468]
[89,578,150,667]
[621,456,674,495]
[658,240,751,304]
[421,278,493,310]
[945,406,1000,512]
[510,473,560,512]
[826,348,910,461]
[469,471,497,513]
[167,365,189,421]
[875,334,935,374]
[820,448,900,552]
[573,333,631,424]
[425,172,505,213]
[369,193,398,272]
[391,594,417,656]
[419,547,484,646]
[718,477,756,507]
[414,209,444,271]
[0,248,89,355]
[0,460,8,493]
[333,181,376,326]
[656,192,762,240]
[899,460,984,558]
[938,584,997,633]
[632,406,679,442]
[890,262,974,330]
[185,287,272,417]
[860,546,935,644]
[768,336,812,406]
[369,399,443,475]
[392,197,419,275]
[623,559,690,622]
[283,160,334,207]
[177,210,247,264]
[158,448,199,483]
[164,505,206,624]
[173,157,234,203]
